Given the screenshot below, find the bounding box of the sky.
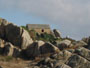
[0,0,90,40]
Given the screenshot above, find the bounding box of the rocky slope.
[0,18,90,68]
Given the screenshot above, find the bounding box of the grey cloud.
[0,0,90,40]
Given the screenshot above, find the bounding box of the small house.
[26,24,51,34]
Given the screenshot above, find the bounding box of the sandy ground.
[0,56,35,68]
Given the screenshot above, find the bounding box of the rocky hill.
[0,18,90,68]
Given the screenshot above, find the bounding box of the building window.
[42,29,44,32]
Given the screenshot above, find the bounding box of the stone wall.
[30,28,51,34]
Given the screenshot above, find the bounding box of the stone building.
[26,24,51,34]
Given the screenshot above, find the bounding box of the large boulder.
[26,41,44,58]
[3,42,21,57]
[82,37,90,49]
[5,23,33,49]
[40,42,60,54]
[55,63,71,68]
[5,23,23,47]
[3,42,14,56]
[66,54,90,68]
[12,47,21,57]
[0,18,9,38]
[26,41,60,58]
[57,40,71,50]
[0,38,5,48]
[36,57,71,68]
[51,50,72,63]
[82,37,90,44]
[53,29,61,38]
[72,41,87,47]
[60,50,72,63]
[0,66,3,68]
[60,40,71,46]
[0,18,33,49]
[75,47,90,61]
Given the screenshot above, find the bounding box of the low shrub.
[5,56,13,61]
[36,32,57,44]
[21,26,29,32]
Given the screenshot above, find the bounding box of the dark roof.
[26,24,50,29]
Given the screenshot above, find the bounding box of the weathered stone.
[60,40,71,46]
[12,48,21,57]
[37,58,71,68]
[0,47,3,54]
[0,18,9,25]
[21,29,33,49]
[0,66,3,68]
[57,40,71,50]
[75,47,90,61]
[26,41,45,58]
[36,57,54,68]
[58,50,72,63]
[26,41,60,58]
[0,18,9,38]
[82,37,90,50]
[72,41,87,47]
[56,63,71,68]
[3,42,21,57]
[5,23,23,47]
[3,42,14,56]
[37,57,51,66]
[82,37,90,44]
[67,49,75,53]
[0,18,33,49]
[66,54,90,68]
[53,29,61,38]
[51,50,72,64]
[0,38,5,48]
[5,23,33,49]
[26,42,41,58]
[40,42,60,54]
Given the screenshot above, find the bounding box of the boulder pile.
[0,18,90,68]
[0,18,33,49]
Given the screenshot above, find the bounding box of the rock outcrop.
[26,41,41,58]
[75,47,90,61]
[40,42,60,54]
[57,39,71,50]
[0,38,5,48]
[66,54,90,68]
[55,63,71,68]
[1,18,90,68]
[26,41,60,58]
[36,57,71,68]
[72,40,87,47]
[0,18,9,38]
[3,42,21,57]
[53,29,61,38]
[0,18,33,49]
[3,42,14,56]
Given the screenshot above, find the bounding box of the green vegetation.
[0,56,13,62]
[5,56,13,61]
[0,22,1,25]
[29,29,57,43]
[21,26,29,32]
[36,32,56,43]
[20,26,62,44]
[29,29,37,41]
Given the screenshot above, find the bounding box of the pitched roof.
[26,24,50,29]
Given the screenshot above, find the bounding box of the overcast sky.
[0,0,90,40]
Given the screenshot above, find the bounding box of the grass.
[5,56,13,62]
[0,56,13,62]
